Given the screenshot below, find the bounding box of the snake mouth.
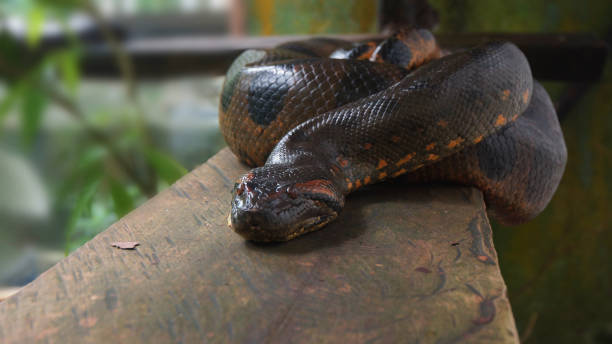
[229,168,345,241]
[231,209,337,242]
[229,187,341,242]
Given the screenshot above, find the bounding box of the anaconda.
[218,29,567,241]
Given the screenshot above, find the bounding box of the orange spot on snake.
[364,176,371,185]
[437,120,448,127]
[346,182,353,190]
[477,255,489,262]
[355,180,362,189]
[501,89,510,100]
[392,168,407,177]
[378,171,387,179]
[473,135,484,144]
[522,90,530,104]
[363,143,372,150]
[396,152,415,166]
[337,157,349,168]
[511,113,519,121]
[426,143,436,151]
[391,136,401,143]
[447,137,465,149]
[357,42,377,60]
[495,114,507,126]
[377,159,388,170]
[427,154,439,161]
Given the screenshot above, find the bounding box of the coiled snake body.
[219,30,567,242]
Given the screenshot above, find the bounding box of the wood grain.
[0,148,519,343]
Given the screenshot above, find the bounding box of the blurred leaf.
[0,81,26,124]
[76,145,107,170]
[36,0,87,13]
[56,145,107,201]
[64,180,99,255]
[26,5,45,48]
[58,50,80,94]
[64,201,116,254]
[20,83,48,147]
[109,177,134,217]
[144,149,188,185]
[0,32,25,75]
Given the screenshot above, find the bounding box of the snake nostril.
[235,182,245,195]
[233,209,267,229]
[245,181,256,190]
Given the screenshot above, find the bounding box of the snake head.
[229,165,344,242]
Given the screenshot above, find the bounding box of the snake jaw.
[230,212,337,242]
[229,169,343,242]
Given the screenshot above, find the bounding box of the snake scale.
[219,29,567,242]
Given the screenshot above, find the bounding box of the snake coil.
[219,29,567,242]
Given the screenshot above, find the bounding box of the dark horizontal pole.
[81,34,377,78]
[83,33,608,81]
[437,33,609,83]
[10,33,612,81]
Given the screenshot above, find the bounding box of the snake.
[218,29,567,242]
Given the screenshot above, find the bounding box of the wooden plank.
[0,148,519,343]
[0,287,20,302]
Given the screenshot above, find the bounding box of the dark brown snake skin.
[219,29,567,242]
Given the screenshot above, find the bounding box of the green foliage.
[19,82,47,146]
[108,177,134,217]
[0,81,25,124]
[63,180,99,255]
[144,149,188,185]
[57,50,81,94]
[26,4,45,47]
[0,1,189,255]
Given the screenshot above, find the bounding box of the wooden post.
[0,148,519,343]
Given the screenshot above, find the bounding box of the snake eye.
[287,187,298,199]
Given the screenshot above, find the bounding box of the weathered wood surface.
[0,148,518,343]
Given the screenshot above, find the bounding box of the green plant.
[0,0,188,254]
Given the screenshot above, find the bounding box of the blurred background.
[0,0,610,343]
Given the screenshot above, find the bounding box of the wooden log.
[0,148,519,343]
[0,287,20,302]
